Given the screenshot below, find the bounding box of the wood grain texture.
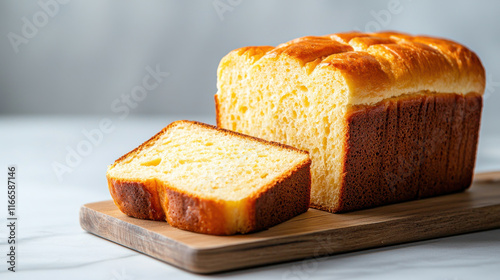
[473,171,500,183]
[80,177,500,274]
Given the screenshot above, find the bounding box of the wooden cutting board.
[80,172,500,274]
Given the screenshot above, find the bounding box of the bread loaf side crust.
[323,92,482,213]
[108,178,165,220]
[162,187,232,235]
[251,159,311,232]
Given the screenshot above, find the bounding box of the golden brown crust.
[108,178,165,221]
[107,120,311,235]
[320,92,482,213]
[223,31,485,104]
[162,187,230,235]
[268,36,353,64]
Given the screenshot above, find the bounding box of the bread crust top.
[218,31,485,105]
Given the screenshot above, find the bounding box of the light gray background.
[0,0,499,134]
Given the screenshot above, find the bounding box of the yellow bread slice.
[106,120,311,235]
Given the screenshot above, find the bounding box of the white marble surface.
[0,115,499,280]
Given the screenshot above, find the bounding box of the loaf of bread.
[215,31,485,213]
[106,120,311,235]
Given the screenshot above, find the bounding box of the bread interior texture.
[107,121,308,202]
[216,53,346,209]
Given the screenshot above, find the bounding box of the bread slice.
[106,120,311,235]
[215,31,485,213]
